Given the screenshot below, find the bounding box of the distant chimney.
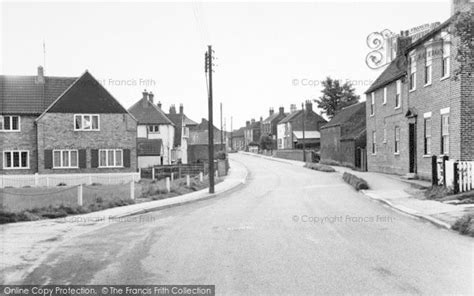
[251,118,255,124]
[169,104,176,114]
[305,100,313,112]
[36,66,45,84]
[148,91,154,103]
[157,101,162,109]
[142,89,148,100]
[269,108,274,116]
[246,121,250,128]
[260,116,263,122]
[290,104,297,113]
[279,107,284,115]
[179,104,184,114]
[451,0,472,15]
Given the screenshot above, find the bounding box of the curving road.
[21,153,473,295]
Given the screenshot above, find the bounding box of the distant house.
[231,127,245,151]
[244,118,262,151]
[277,101,327,150]
[320,102,367,170]
[0,67,138,177]
[261,107,287,150]
[166,103,198,164]
[188,119,226,163]
[128,90,175,168]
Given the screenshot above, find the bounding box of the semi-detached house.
[0,67,138,178]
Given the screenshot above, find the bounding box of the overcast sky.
[1,1,450,129]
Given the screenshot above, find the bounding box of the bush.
[57,182,67,186]
[319,159,341,166]
[452,213,474,237]
[304,163,336,173]
[216,151,227,160]
[342,172,369,190]
[425,186,453,200]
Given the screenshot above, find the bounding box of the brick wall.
[187,144,221,163]
[36,113,137,174]
[366,78,409,176]
[274,149,312,162]
[0,116,37,175]
[320,125,341,161]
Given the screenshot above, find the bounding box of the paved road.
[21,154,473,295]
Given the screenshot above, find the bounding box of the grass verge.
[342,172,369,190]
[304,163,336,173]
[452,213,474,237]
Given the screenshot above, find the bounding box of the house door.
[409,123,416,173]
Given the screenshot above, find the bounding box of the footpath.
[0,159,248,284]
[241,151,473,230]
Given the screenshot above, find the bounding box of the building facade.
[166,104,198,164]
[366,0,473,179]
[1,68,138,175]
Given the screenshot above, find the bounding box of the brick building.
[1,67,138,175]
[366,0,473,179]
[277,101,327,150]
[261,107,287,150]
[320,102,367,169]
[244,118,262,150]
[166,103,198,164]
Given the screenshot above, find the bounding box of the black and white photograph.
[0,0,473,295]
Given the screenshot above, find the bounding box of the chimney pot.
[179,104,183,114]
[142,89,148,100]
[36,66,45,84]
[279,107,284,115]
[148,91,154,103]
[157,101,162,109]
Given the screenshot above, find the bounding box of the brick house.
[244,118,262,151]
[188,119,226,163]
[128,90,175,167]
[320,102,367,169]
[231,127,245,151]
[0,67,138,175]
[277,101,327,150]
[261,107,287,150]
[166,103,198,164]
[366,0,473,179]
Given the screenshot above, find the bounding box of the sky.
[0,1,451,130]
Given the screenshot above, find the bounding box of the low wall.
[274,150,312,162]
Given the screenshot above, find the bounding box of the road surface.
[20,153,473,295]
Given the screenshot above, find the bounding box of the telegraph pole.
[205,45,215,193]
[302,102,306,162]
[230,116,233,150]
[220,102,224,151]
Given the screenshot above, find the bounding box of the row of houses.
[231,101,328,153]
[1,68,226,178]
[233,0,473,181]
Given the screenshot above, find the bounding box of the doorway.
[409,123,416,173]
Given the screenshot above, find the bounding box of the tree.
[452,10,473,79]
[315,77,360,119]
[259,135,274,151]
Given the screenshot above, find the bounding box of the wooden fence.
[432,155,474,193]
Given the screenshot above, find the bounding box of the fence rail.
[0,172,140,188]
[142,162,219,180]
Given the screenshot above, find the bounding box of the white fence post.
[215,170,218,178]
[186,175,190,187]
[77,184,83,206]
[130,181,135,200]
[199,172,203,182]
[171,172,174,182]
[88,175,93,185]
[34,173,39,187]
[152,168,155,180]
[46,176,50,187]
[165,177,170,193]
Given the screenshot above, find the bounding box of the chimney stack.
[148,91,154,103]
[157,101,162,109]
[142,89,148,100]
[169,104,176,114]
[251,118,255,124]
[279,107,285,115]
[305,100,313,112]
[36,66,45,84]
[290,104,297,113]
[246,121,250,128]
[179,104,184,114]
[269,108,274,116]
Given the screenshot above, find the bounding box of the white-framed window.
[371,131,377,154]
[441,113,449,155]
[383,127,387,143]
[441,33,451,79]
[99,149,123,168]
[383,87,387,105]
[424,116,432,155]
[3,150,29,169]
[53,149,78,168]
[74,114,100,131]
[395,80,401,109]
[409,53,417,91]
[394,126,400,154]
[148,125,160,133]
[0,115,20,132]
[370,92,375,116]
[424,44,432,86]
[183,127,190,138]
